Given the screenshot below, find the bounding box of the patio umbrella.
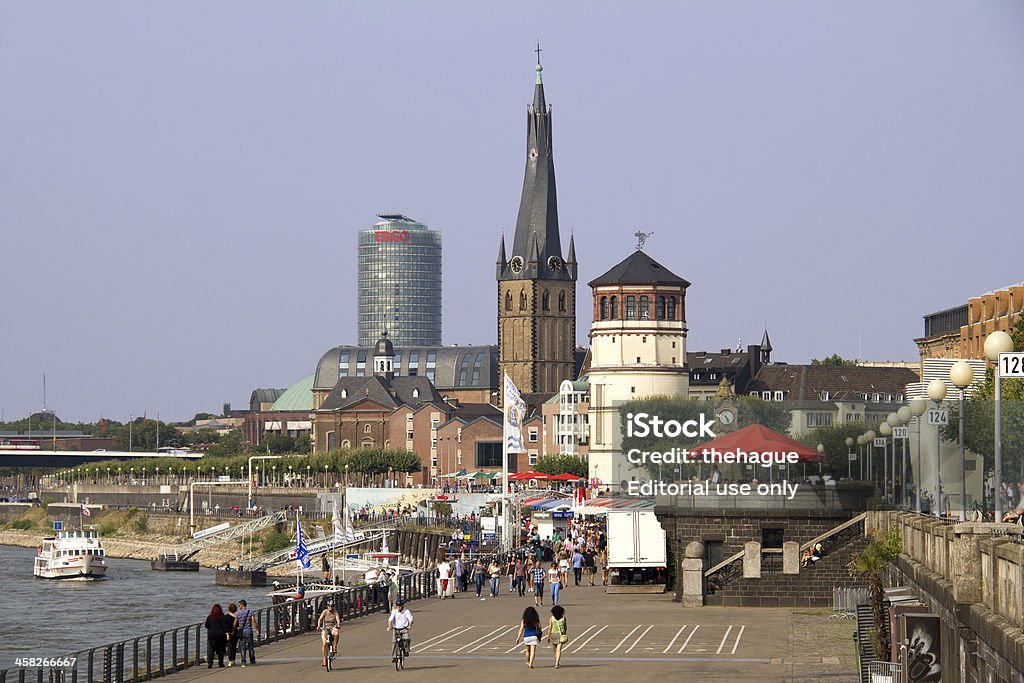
[468,471,495,480]
[508,471,551,481]
[549,473,584,481]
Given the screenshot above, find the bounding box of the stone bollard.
[742,541,761,579]
[782,541,800,574]
[681,541,705,608]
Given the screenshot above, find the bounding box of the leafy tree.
[619,396,707,480]
[848,525,902,661]
[797,422,883,481]
[811,354,855,366]
[736,396,792,433]
[534,454,588,477]
[265,434,295,454]
[206,429,246,458]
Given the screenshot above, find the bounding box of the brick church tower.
[496,56,577,396]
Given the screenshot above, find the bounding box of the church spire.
[503,50,570,282]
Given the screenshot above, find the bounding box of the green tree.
[265,434,295,454]
[534,454,588,477]
[619,396,707,480]
[206,429,246,458]
[797,422,882,481]
[811,354,855,366]
[736,396,792,433]
[849,525,902,661]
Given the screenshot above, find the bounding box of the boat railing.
[0,568,438,683]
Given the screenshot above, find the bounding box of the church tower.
[496,54,577,396]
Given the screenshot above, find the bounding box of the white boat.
[34,528,108,579]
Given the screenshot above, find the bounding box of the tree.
[812,354,855,366]
[797,422,882,481]
[534,454,588,477]
[736,397,792,434]
[848,525,902,661]
[619,396,707,480]
[206,429,246,458]
[265,434,295,454]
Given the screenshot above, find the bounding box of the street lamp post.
[247,455,282,509]
[865,431,876,488]
[910,398,927,513]
[879,422,892,503]
[897,406,913,508]
[845,437,854,480]
[856,436,865,480]
[950,361,974,522]
[886,412,901,502]
[927,378,948,517]
[985,331,1015,522]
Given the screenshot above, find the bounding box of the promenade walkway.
[164,581,857,682]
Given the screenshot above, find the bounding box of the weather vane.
[634,231,654,251]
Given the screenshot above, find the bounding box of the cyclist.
[387,598,414,660]
[317,598,341,667]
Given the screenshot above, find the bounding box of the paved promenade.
[168,583,858,682]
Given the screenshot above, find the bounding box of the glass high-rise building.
[357,213,442,347]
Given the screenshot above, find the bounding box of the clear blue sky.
[2,2,1022,422]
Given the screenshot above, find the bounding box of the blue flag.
[295,512,310,569]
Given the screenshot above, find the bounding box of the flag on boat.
[343,503,356,542]
[294,512,310,569]
[331,500,347,544]
[81,504,91,517]
[381,534,390,554]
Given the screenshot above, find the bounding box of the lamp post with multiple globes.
[985,331,1015,522]
[909,397,927,513]
[950,361,974,522]
[927,378,948,517]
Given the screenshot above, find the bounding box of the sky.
[2,2,1023,423]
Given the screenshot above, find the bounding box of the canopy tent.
[508,471,551,481]
[549,473,585,481]
[465,471,497,480]
[692,424,824,463]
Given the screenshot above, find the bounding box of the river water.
[0,545,272,666]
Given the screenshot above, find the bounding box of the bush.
[133,512,149,533]
[98,522,119,537]
[261,529,291,553]
[9,518,34,531]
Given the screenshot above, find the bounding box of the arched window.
[610,296,618,319]
[625,296,637,320]
[667,296,677,321]
[542,290,550,311]
[364,423,372,434]
[341,439,351,449]
[558,290,566,312]
[340,389,348,398]
[519,290,527,311]
[639,295,650,320]
[505,291,512,311]
[600,296,609,320]
[656,296,666,320]
[412,388,420,398]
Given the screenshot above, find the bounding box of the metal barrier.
[864,660,901,681]
[830,586,869,619]
[0,570,436,683]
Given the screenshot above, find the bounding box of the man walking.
[571,549,584,587]
[530,560,546,607]
[235,599,259,667]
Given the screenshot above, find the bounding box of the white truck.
[605,509,667,593]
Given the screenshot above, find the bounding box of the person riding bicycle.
[387,597,414,659]
[317,598,341,667]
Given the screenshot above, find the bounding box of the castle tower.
[496,55,577,396]
[586,248,690,489]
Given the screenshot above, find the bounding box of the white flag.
[503,374,527,454]
[343,503,355,542]
[331,500,345,543]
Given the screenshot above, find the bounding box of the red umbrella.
[692,424,823,463]
[549,473,584,481]
[508,471,551,481]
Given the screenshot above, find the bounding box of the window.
[667,296,676,321]
[529,451,538,466]
[774,391,784,401]
[672,341,676,348]
[821,391,830,401]
[610,296,618,319]
[762,391,770,400]
[364,424,372,434]
[709,372,717,380]
[339,350,350,377]
[639,295,650,320]
[519,290,527,311]
[750,391,759,397]
[341,439,351,449]
[529,427,538,443]
[558,291,566,312]
[642,336,646,343]
[475,442,503,468]
[542,290,550,311]
[340,389,347,398]
[631,386,636,393]
[806,413,814,427]
[505,292,512,311]
[656,296,666,320]
[408,351,419,377]
[412,388,420,398]
[327,432,337,450]
[600,296,609,320]
[636,357,641,363]
[356,350,367,377]
[625,296,636,319]
[406,430,414,440]
[426,351,437,382]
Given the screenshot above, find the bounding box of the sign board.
[927,408,949,426]
[481,516,497,533]
[192,521,231,540]
[892,426,909,439]
[53,521,63,531]
[346,554,359,560]
[848,454,857,462]
[482,533,497,542]
[874,438,886,447]
[999,352,1024,378]
[217,475,231,482]
[552,511,574,519]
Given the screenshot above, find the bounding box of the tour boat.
[34,528,108,579]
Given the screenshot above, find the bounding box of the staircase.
[705,515,868,607]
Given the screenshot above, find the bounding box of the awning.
[263,421,282,431]
[286,421,311,430]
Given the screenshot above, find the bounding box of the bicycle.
[391,627,410,671]
[323,629,338,671]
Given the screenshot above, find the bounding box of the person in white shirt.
[387,599,414,657]
[437,559,452,598]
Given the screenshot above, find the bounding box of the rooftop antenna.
[634,231,654,251]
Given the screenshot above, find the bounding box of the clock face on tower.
[509,256,524,274]
[547,256,562,272]
[717,409,736,426]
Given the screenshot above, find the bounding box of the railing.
[0,570,436,683]
[864,660,901,681]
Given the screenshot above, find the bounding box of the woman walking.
[548,562,562,606]
[204,604,228,668]
[488,558,502,598]
[514,606,543,669]
[224,603,239,667]
[548,605,568,669]
[473,558,486,598]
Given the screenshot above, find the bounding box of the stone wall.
[873,511,1024,683]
